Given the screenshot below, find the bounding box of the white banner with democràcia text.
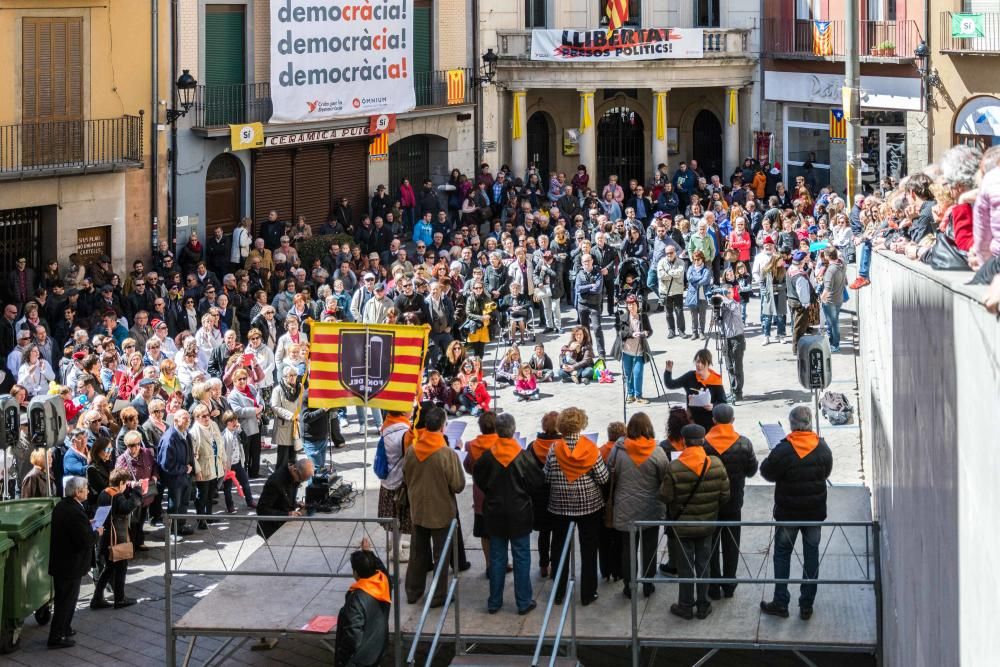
[531,28,704,61]
[270,0,415,123]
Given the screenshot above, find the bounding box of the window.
[783,106,831,190]
[22,17,83,166]
[525,0,546,28]
[696,0,720,28]
[598,0,641,28]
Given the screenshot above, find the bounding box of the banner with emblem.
[229,122,264,150]
[307,322,428,412]
[829,108,846,144]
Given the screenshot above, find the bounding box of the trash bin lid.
[0,532,13,555]
[0,499,57,539]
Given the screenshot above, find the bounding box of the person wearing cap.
[658,423,730,620]
[702,405,758,600]
[131,377,160,424]
[361,282,394,325]
[350,273,378,322]
[785,250,816,351]
[7,327,34,377]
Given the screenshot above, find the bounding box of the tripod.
[705,302,736,405]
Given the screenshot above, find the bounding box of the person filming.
[708,287,746,401]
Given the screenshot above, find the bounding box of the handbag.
[806,300,821,326]
[108,516,134,562]
[921,231,968,271]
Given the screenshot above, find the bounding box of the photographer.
[709,287,746,402]
[611,295,653,405]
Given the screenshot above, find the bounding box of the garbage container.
[0,498,58,653]
[0,533,14,648]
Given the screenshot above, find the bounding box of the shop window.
[787,107,830,124]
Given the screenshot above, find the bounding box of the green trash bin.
[0,533,14,648]
[0,498,58,653]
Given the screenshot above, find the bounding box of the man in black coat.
[205,227,231,279]
[157,411,195,535]
[334,541,391,667]
[207,330,242,378]
[556,185,581,219]
[48,476,102,649]
[256,458,314,539]
[760,406,833,620]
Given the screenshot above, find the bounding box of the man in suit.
[556,185,581,220]
[207,329,241,378]
[157,410,195,535]
[48,476,102,649]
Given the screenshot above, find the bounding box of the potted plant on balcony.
[880,40,896,57]
[870,44,881,56]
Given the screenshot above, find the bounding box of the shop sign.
[77,226,111,261]
[263,125,371,147]
[764,71,922,111]
[230,122,264,150]
[531,28,704,61]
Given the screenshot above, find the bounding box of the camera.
[705,286,730,308]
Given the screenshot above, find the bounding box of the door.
[692,110,723,182]
[527,112,552,180]
[205,153,242,234]
[413,1,433,107]
[204,6,246,125]
[21,18,83,168]
[861,126,906,188]
[389,135,431,192]
[0,208,42,275]
[597,106,645,186]
[331,140,370,230]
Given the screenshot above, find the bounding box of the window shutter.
[22,17,83,166]
[293,145,333,233]
[253,149,294,224]
[204,7,246,125]
[331,141,370,226]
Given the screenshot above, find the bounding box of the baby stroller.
[616,257,651,312]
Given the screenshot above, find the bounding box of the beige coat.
[191,420,228,482]
[403,445,466,530]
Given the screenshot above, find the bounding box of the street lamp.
[166,69,198,124]
[913,40,940,104]
[476,48,499,86]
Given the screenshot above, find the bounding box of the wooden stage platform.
[172,485,877,658]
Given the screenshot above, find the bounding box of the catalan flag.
[307,322,428,413]
[446,69,466,105]
[605,0,628,34]
[368,133,388,161]
[829,108,846,144]
[812,20,833,56]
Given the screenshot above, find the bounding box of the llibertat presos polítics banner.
[270,0,415,123]
[530,28,705,62]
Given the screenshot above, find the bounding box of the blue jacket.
[673,169,696,196]
[684,264,713,307]
[63,445,88,478]
[412,220,433,247]
[157,426,192,479]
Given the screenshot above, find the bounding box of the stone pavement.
[11,295,865,665]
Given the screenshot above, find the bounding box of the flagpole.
[363,326,370,516]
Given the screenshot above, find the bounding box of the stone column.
[724,86,741,181]
[577,89,597,178]
[651,89,670,174]
[510,89,528,178]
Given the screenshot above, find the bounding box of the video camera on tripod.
[705,285,731,309]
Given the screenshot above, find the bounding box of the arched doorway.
[692,110,723,180]
[597,106,645,186]
[527,112,553,180]
[205,153,242,234]
[389,135,430,189]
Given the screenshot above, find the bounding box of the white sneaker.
[762,337,772,346]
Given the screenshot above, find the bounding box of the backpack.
[592,358,606,381]
[820,391,854,425]
[373,434,390,480]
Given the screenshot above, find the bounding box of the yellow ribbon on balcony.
[512,91,525,140]
[580,92,594,133]
[654,92,667,141]
[728,88,737,126]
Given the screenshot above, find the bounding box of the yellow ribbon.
[580,92,594,133]
[512,91,525,140]
[655,92,667,141]
[728,88,738,126]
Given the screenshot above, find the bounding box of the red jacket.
[462,382,491,411]
[398,182,416,208]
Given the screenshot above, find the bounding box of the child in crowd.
[495,347,521,386]
[735,263,753,324]
[527,344,554,382]
[459,375,491,416]
[221,411,255,512]
[421,369,448,406]
[513,365,540,401]
[443,377,464,415]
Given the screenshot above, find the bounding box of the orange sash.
[466,433,498,463]
[677,445,709,474]
[349,570,391,604]
[786,431,819,459]
[412,431,448,462]
[622,436,657,467]
[491,437,522,468]
[381,414,411,434]
[696,369,723,387]
[531,437,560,464]
[705,424,739,456]
[667,437,685,452]
[599,440,616,461]
[553,436,599,484]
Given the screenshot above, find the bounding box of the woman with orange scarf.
[528,412,561,578]
[543,407,609,606]
[607,413,671,599]
[464,412,499,572]
[335,541,391,666]
[663,348,728,431]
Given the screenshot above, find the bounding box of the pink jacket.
[515,375,537,393]
[398,182,416,208]
[973,168,1000,262]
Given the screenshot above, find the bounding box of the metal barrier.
[164,513,401,667]
[627,519,878,666]
[531,521,578,667]
[406,518,462,667]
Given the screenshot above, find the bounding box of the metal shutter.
[293,144,333,231]
[253,148,294,226]
[331,140,370,225]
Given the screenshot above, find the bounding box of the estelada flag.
[308,322,428,412]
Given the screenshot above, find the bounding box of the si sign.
[230,122,264,151]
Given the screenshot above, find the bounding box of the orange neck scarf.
[705,424,739,455]
[786,431,820,459]
[531,437,560,464]
[599,440,616,461]
[381,414,411,434]
[491,437,522,468]
[349,570,391,604]
[467,433,499,463]
[667,437,685,452]
[623,436,657,467]
[553,436,599,484]
[677,445,709,474]
[696,369,723,387]
[412,431,448,462]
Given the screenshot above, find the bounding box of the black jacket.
[206,236,231,275]
[760,435,833,521]
[49,497,98,579]
[96,486,142,556]
[473,447,545,539]
[662,370,728,431]
[702,433,758,515]
[334,556,390,667]
[300,406,330,443]
[256,465,298,538]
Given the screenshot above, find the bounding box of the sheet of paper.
[91,505,111,531]
[670,451,682,461]
[688,389,712,408]
[517,437,528,449]
[456,449,468,465]
[759,422,786,450]
[301,615,338,633]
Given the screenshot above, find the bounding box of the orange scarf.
[677,445,709,474]
[349,570,391,604]
[491,437,522,468]
[553,436,599,484]
[704,424,739,456]
[467,433,498,463]
[696,369,723,387]
[667,437,684,452]
[623,436,657,467]
[786,431,820,459]
[412,431,448,462]
[599,440,616,461]
[531,437,560,464]
[381,414,411,434]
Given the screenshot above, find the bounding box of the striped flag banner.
[812,21,833,56]
[605,0,628,33]
[446,69,466,105]
[368,133,388,161]
[829,108,846,144]
[307,322,429,412]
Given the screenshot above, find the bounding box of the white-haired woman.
[938,143,982,253]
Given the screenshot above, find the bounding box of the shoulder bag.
[668,459,709,522]
[108,513,134,562]
[921,217,968,271]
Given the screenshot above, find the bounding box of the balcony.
[495,28,750,60]
[0,115,144,181]
[190,69,473,131]
[762,19,920,62]
[940,12,1000,54]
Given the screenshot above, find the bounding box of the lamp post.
[474,49,500,166]
[165,69,197,254]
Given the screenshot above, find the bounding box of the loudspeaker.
[0,395,18,450]
[27,395,67,447]
[797,335,832,390]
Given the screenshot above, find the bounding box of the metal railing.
[627,519,878,666]
[406,518,462,667]
[164,513,402,667]
[0,114,143,178]
[495,28,749,59]
[413,68,472,108]
[532,521,578,667]
[940,12,1000,53]
[762,18,920,59]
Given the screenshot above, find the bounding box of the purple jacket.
[973,168,1000,262]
